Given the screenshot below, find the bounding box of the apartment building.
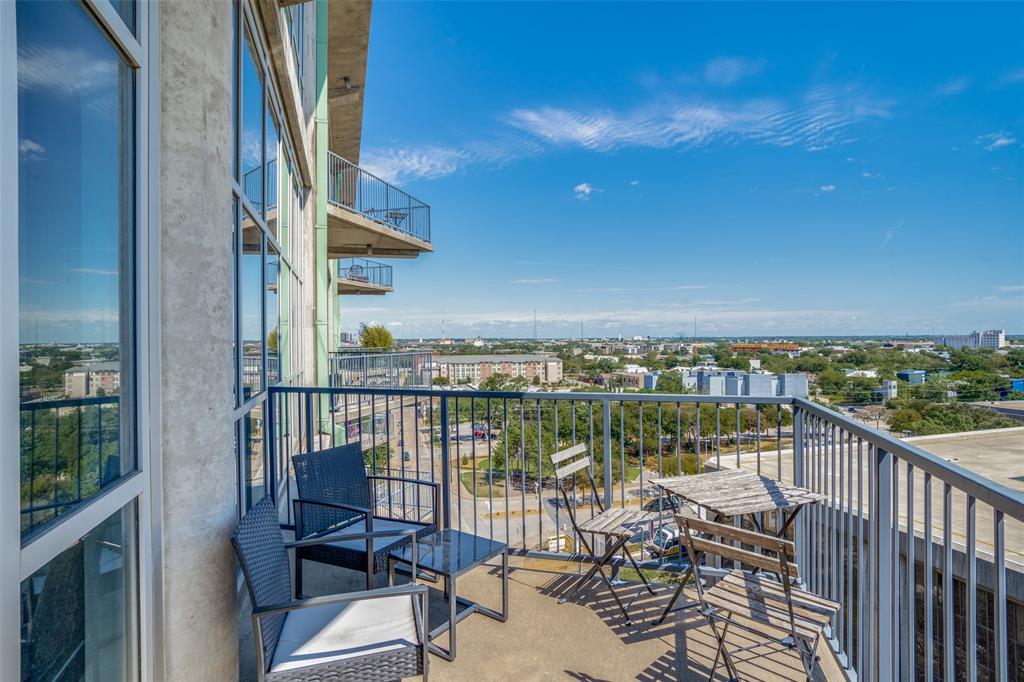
[1,1,433,679]
[436,354,563,384]
[934,329,1007,350]
[63,361,122,398]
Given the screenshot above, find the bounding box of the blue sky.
[350,1,1024,339]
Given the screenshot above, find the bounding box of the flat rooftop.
[727,426,1024,571]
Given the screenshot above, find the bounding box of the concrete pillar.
[158,2,238,680]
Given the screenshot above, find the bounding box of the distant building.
[875,380,898,401]
[435,354,563,384]
[63,361,121,398]
[844,368,879,379]
[897,370,927,385]
[933,329,1006,350]
[692,368,807,399]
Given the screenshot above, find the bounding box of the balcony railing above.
[328,350,435,390]
[327,151,431,244]
[337,257,393,290]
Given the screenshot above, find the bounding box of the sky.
[349,1,1024,339]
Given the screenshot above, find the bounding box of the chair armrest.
[366,476,442,527]
[286,528,420,585]
[292,497,371,540]
[367,475,439,490]
[253,583,428,618]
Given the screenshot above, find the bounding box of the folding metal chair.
[677,515,840,682]
[550,443,660,625]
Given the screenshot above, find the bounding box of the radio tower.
[533,308,538,340]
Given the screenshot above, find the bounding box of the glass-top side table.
[389,528,509,661]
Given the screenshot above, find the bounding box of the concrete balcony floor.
[242,553,842,681]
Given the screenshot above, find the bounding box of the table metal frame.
[388,529,509,661]
[651,470,824,625]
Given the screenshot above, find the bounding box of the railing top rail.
[794,397,1024,521]
[269,384,791,404]
[20,395,121,410]
[328,150,430,209]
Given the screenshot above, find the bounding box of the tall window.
[13,0,144,678]
[232,2,304,512]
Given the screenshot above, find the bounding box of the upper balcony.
[336,257,393,295]
[326,151,433,259]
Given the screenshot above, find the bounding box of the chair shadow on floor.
[540,570,826,681]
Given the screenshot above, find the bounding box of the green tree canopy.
[359,323,394,350]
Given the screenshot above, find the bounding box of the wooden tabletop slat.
[577,507,662,538]
[651,470,826,516]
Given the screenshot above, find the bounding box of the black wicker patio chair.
[232,496,429,682]
[292,442,440,593]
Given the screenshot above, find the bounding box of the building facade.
[436,354,563,384]
[934,329,1007,350]
[1,1,433,679]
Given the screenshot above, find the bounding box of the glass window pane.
[21,503,138,681]
[241,404,265,510]
[241,27,263,212]
[240,211,263,399]
[265,109,279,236]
[111,0,137,37]
[17,0,136,539]
[266,244,280,386]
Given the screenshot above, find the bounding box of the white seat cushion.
[270,595,419,673]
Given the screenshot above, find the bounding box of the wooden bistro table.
[650,468,826,624]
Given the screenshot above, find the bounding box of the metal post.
[602,400,612,510]
[874,447,894,682]
[439,396,451,529]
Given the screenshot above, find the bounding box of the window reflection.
[241,27,263,212]
[20,503,137,681]
[17,0,136,539]
[241,211,263,399]
[266,109,279,237]
[266,244,280,386]
[242,403,265,510]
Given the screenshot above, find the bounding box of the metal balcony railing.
[327,151,431,243]
[264,386,1024,682]
[19,396,123,539]
[328,351,434,390]
[337,258,393,289]
[241,159,277,216]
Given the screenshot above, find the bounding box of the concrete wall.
[158,2,238,680]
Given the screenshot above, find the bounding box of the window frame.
[0,0,158,679]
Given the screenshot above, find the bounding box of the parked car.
[645,525,684,559]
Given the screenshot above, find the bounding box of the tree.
[432,376,450,386]
[359,323,394,350]
[267,326,278,354]
[480,373,529,392]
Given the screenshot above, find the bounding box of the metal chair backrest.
[231,496,291,671]
[549,443,603,514]
[292,443,369,538]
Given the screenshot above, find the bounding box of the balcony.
[336,257,393,295]
[326,151,433,259]
[259,386,1024,681]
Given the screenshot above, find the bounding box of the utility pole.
[534,308,537,340]
[580,317,584,340]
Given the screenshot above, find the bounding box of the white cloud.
[69,268,118,276]
[935,77,969,95]
[18,138,45,160]
[18,46,117,97]
[975,131,1018,151]
[386,321,403,327]
[573,182,597,199]
[880,218,903,248]
[998,68,1024,86]
[819,184,836,192]
[361,145,470,183]
[629,179,640,186]
[861,171,880,178]
[507,85,892,154]
[511,278,560,284]
[703,56,766,86]
[994,284,1024,292]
